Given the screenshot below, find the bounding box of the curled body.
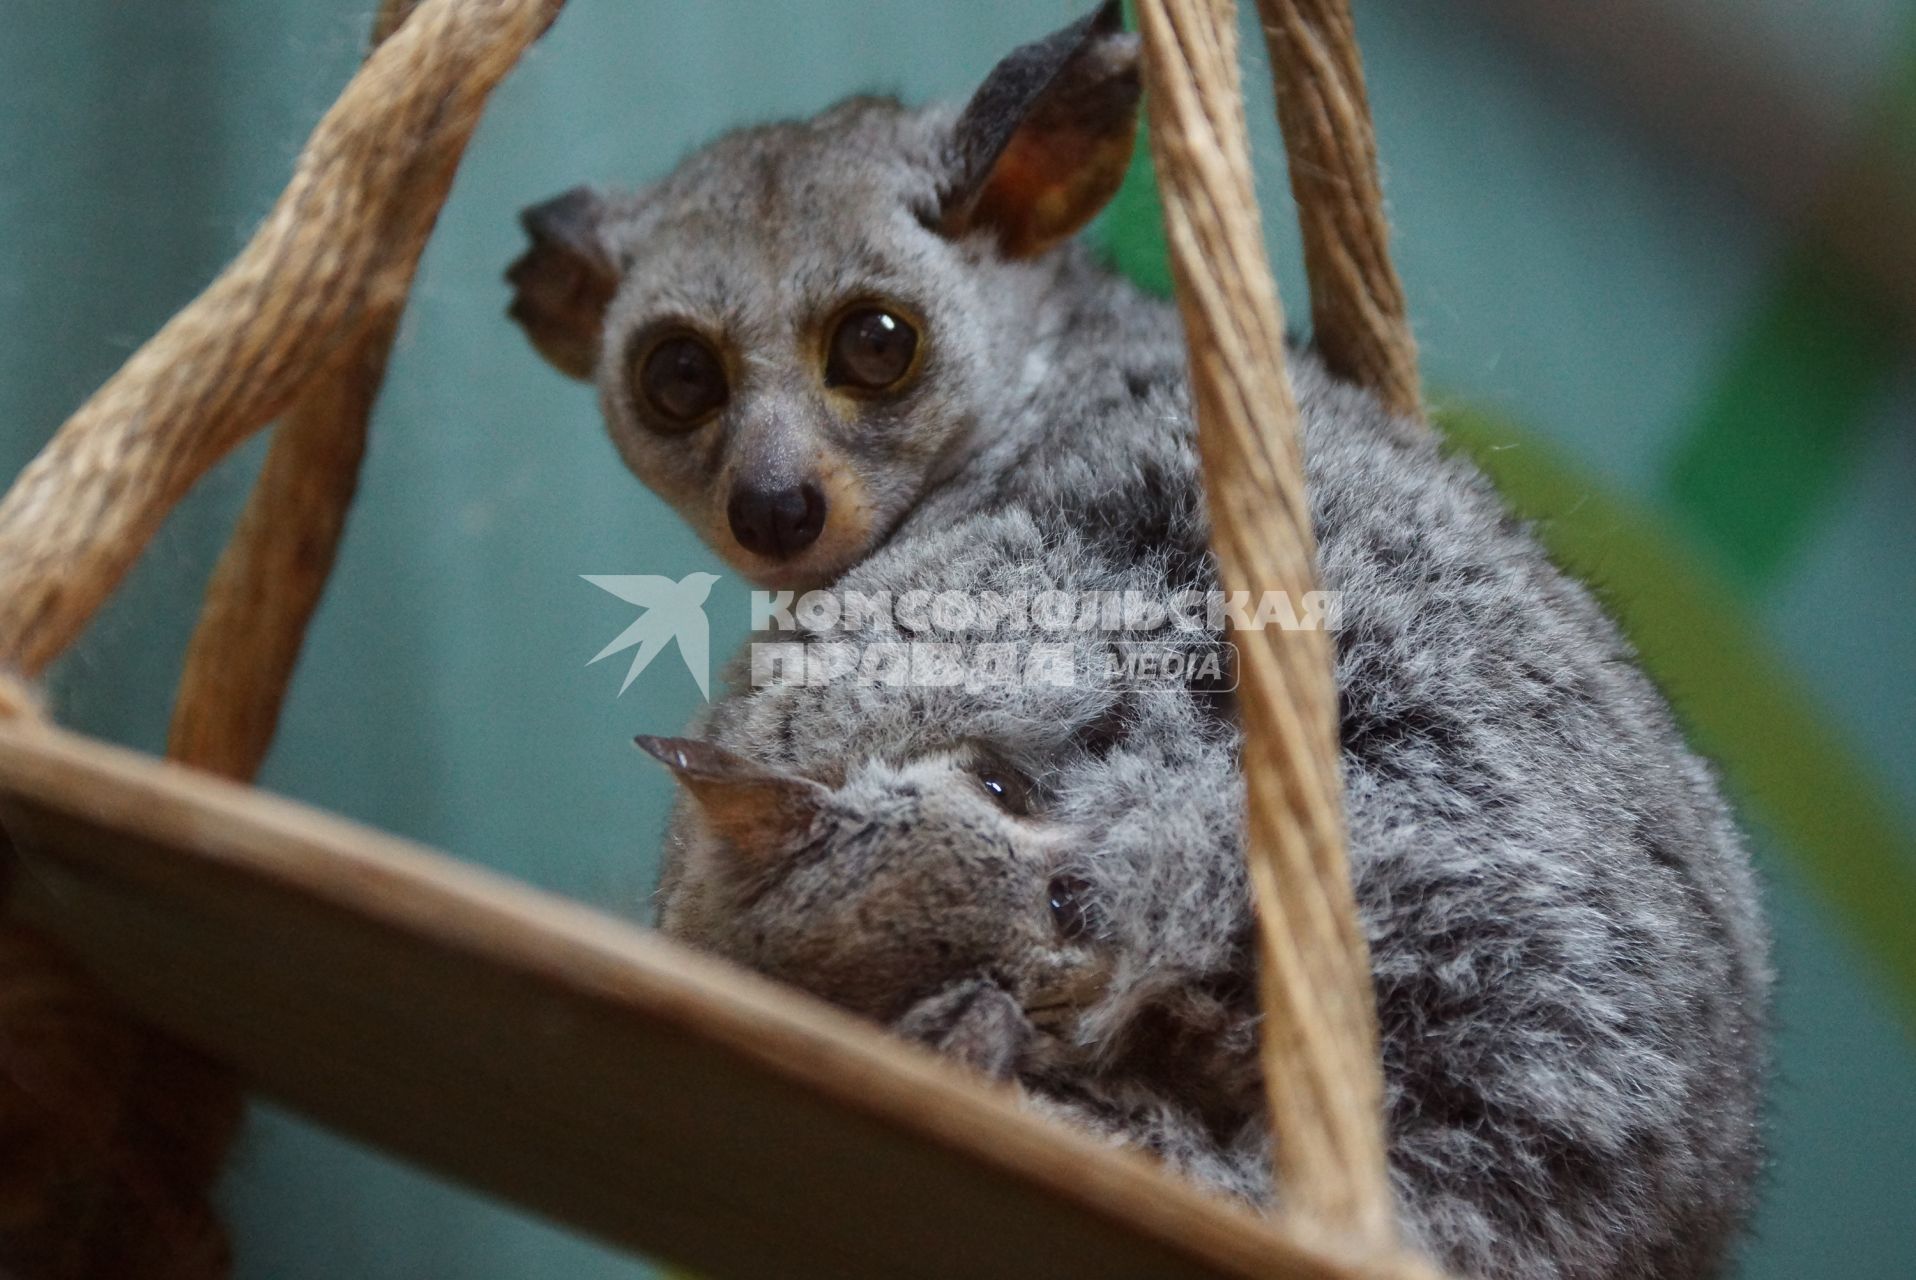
[508,7,1771,1276]
[645,346,1770,1279]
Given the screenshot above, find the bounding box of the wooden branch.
[0,719,1441,1280]
[1137,0,1396,1250]
[0,0,562,684]
[1254,0,1421,418]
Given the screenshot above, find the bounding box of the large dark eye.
[826,306,919,391]
[1047,875,1092,941]
[974,760,1034,817]
[636,334,727,428]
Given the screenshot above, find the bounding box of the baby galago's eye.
[972,760,1034,816]
[825,305,919,391]
[1047,874,1092,941]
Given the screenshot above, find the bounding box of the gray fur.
[518,14,1771,1278]
[657,351,1772,1278]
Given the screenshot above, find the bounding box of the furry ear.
[636,735,828,858]
[506,186,619,381]
[941,1,1141,258]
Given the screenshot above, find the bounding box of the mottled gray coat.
[511,11,1771,1277]
[653,312,1770,1280]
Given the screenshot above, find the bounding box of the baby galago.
[637,688,1268,1204]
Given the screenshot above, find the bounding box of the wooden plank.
[0,720,1418,1280]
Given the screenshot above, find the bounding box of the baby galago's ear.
[636,736,828,859]
[506,185,619,381]
[940,1,1140,258]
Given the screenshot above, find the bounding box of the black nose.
[727,480,826,558]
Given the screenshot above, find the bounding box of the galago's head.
[507,5,1140,586]
[640,734,1115,1036]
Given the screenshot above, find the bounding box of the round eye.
[826,307,919,391]
[1047,874,1092,941]
[637,334,727,428]
[974,762,1033,817]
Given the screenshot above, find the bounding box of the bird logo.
[582,572,721,698]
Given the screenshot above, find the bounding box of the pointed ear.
[636,735,828,857]
[941,2,1141,258]
[505,186,619,381]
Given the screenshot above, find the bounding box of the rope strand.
[1138,0,1398,1250]
[1256,0,1422,418]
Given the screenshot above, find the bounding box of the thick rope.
[169,0,429,781]
[1255,0,1421,418]
[1137,0,1397,1251]
[164,329,384,779]
[0,0,563,688]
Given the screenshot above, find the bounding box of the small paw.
[892,978,1033,1081]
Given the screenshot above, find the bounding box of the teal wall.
[0,2,1910,1276]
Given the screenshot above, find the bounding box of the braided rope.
[1137,0,1401,1252]
[1256,0,1421,418]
